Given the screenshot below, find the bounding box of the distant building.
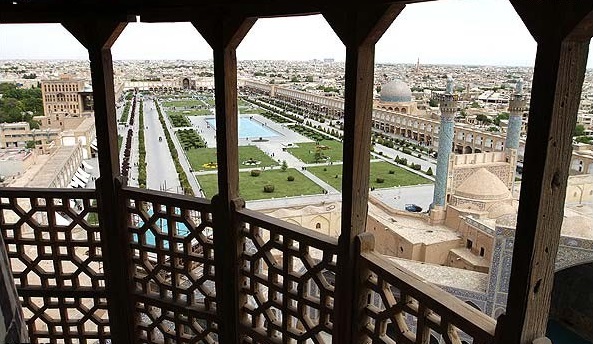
[40,74,93,120]
[0,122,60,153]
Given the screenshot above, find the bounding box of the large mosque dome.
[455,168,511,201]
[380,79,412,103]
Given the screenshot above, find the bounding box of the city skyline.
[0,0,558,67]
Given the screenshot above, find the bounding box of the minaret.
[430,75,458,223]
[415,57,420,73]
[505,79,527,150]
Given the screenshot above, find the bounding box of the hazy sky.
[0,0,583,66]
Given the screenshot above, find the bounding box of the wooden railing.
[1,187,496,344]
[0,188,109,343]
[235,207,338,343]
[121,186,218,343]
[356,233,497,344]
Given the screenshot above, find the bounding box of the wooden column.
[499,2,593,343]
[323,5,404,343]
[62,19,135,343]
[192,16,256,343]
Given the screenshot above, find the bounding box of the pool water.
[205,117,279,139]
[133,210,191,248]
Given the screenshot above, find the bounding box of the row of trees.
[138,100,147,188]
[0,83,43,128]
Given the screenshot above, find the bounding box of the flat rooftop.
[27,145,79,188]
[369,202,462,245]
[388,256,489,293]
[0,149,32,162]
[561,202,593,240]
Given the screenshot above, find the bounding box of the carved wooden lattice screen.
[235,208,338,344]
[0,188,109,344]
[122,188,218,343]
[358,248,496,344]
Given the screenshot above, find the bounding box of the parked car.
[405,204,422,212]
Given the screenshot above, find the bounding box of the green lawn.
[185,145,278,171]
[239,106,263,114]
[169,109,212,116]
[307,161,430,191]
[287,140,343,163]
[200,96,215,106]
[197,168,324,201]
[238,98,252,107]
[162,99,202,108]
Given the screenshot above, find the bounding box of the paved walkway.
[185,112,341,194]
[249,96,437,174]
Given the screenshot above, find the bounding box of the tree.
[575,124,586,136]
[494,112,510,126]
[575,136,593,144]
[429,98,438,107]
[314,149,326,163]
[476,114,492,124]
[281,160,288,172]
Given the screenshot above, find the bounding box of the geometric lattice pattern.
[0,188,109,343]
[1,186,497,344]
[236,208,338,344]
[359,251,496,344]
[123,188,218,343]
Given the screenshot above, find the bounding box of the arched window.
[315,223,321,229]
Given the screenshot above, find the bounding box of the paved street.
[143,97,183,193]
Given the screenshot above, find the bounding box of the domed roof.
[488,203,517,220]
[380,79,412,103]
[455,168,511,201]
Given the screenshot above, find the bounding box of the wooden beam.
[192,16,255,343]
[501,3,593,343]
[0,0,427,23]
[322,5,404,343]
[511,0,593,42]
[62,19,135,344]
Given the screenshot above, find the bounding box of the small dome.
[488,203,517,219]
[380,79,412,103]
[455,168,511,201]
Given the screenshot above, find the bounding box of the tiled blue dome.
[380,79,412,102]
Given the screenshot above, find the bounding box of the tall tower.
[431,75,458,223]
[505,79,527,150]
